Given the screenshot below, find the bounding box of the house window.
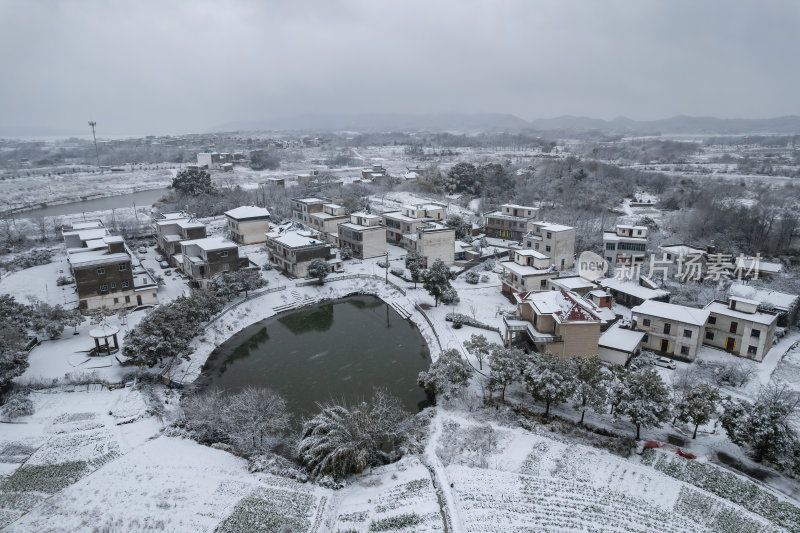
[729,321,738,334]
[683,329,692,338]
[642,334,649,343]
[642,318,651,327]
[540,279,547,288]
[119,263,127,271]
[708,316,716,325]
[100,284,108,292]
[747,345,757,355]
[113,298,119,304]
[545,245,551,252]
[125,295,131,303]
[220,250,229,257]
[705,331,714,340]
[121,281,129,288]
[111,282,116,289]
[680,346,690,356]
[663,323,671,334]
[97,267,105,274]
[606,243,616,250]
[223,264,230,271]
[751,328,760,338]
[546,232,552,239]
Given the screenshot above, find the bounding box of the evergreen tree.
[524,352,575,416]
[307,258,331,285]
[421,258,454,306]
[570,356,608,424]
[404,251,425,289]
[418,348,473,401]
[616,369,671,440]
[487,346,527,402]
[463,333,497,370]
[172,168,216,196]
[676,382,720,439]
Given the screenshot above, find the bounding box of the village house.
[547,276,595,296]
[197,152,231,170]
[597,276,670,308]
[291,197,329,227]
[297,169,320,185]
[178,237,246,287]
[381,203,446,245]
[522,221,576,270]
[729,283,799,327]
[406,222,455,266]
[658,243,708,263]
[503,289,602,358]
[631,300,710,361]
[703,296,778,362]
[362,164,387,181]
[484,203,540,241]
[603,224,648,265]
[500,249,558,295]
[224,206,270,245]
[597,322,646,365]
[269,231,343,278]
[63,221,158,312]
[337,213,386,259]
[153,213,207,266]
[307,203,349,243]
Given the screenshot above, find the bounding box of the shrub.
[481,258,496,271]
[56,276,73,286]
[464,270,479,284]
[480,274,489,283]
[391,267,405,277]
[1,392,34,419]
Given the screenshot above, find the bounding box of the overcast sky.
[1,0,798,136]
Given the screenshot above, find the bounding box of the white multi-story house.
[603,224,648,265]
[337,213,387,259]
[307,203,349,243]
[484,204,540,241]
[703,296,778,362]
[224,206,270,245]
[631,300,710,361]
[522,221,576,270]
[269,231,343,278]
[406,222,455,267]
[500,249,558,295]
[382,203,446,245]
[291,197,329,227]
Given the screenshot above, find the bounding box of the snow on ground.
[0,251,77,307]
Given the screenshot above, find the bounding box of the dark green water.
[201,295,431,417]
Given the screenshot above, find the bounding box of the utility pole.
[385,251,389,283]
[88,121,99,167]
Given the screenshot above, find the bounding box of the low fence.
[414,303,443,352]
[297,273,407,295]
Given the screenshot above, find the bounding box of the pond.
[201,295,431,419]
[20,187,170,218]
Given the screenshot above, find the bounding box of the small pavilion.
[88,322,120,356]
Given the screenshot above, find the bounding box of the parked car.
[164,269,172,276]
[137,247,147,254]
[25,335,38,351]
[155,255,165,262]
[654,357,677,370]
[158,260,169,269]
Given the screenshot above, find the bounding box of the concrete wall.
[418,229,455,266]
[633,312,704,361]
[704,312,776,362]
[229,218,269,245]
[556,322,601,358]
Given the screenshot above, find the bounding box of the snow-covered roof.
[310,211,348,220]
[728,283,799,311]
[549,276,594,290]
[588,289,609,298]
[273,232,325,248]
[155,218,205,229]
[631,300,710,326]
[65,220,104,230]
[501,261,552,278]
[103,235,124,243]
[732,256,783,274]
[382,211,431,223]
[83,238,109,250]
[514,249,549,259]
[68,251,130,268]
[225,206,270,220]
[598,278,670,300]
[338,222,383,232]
[703,300,778,326]
[518,290,602,324]
[180,237,237,252]
[64,228,108,242]
[599,323,645,353]
[659,244,707,256]
[533,221,574,232]
[293,197,326,204]
[603,231,646,243]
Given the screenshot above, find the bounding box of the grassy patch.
[651,452,799,531]
[0,461,88,494]
[216,488,313,533]
[369,512,423,531]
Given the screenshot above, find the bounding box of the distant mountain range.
[217,113,800,135]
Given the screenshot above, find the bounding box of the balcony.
[503,314,563,344]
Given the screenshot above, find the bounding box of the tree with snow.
[417,348,473,402]
[226,387,289,455]
[524,352,575,416]
[421,258,455,306]
[404,250,425,288]
[570,356,608,424]
[0,295,31,389]
[214,269,266,300]
[487,346,527,402]
[440,287,460,306]
[616,369,671,440]
[298,389,409,479]
[675,382,720,439]
[172,168,216,196]
[720,383,799,465]
[463,333,497,370]
[340,245,354,260]
[606,364,629,417]
[235,268,267,297]
[445,214,471,239]
[307,258,330,285]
